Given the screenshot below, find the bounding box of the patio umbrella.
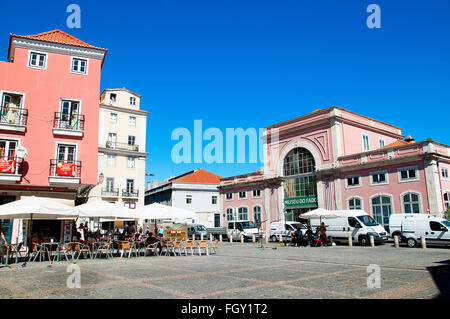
[76,200,136,220]
[300,208,345,221]
[135,203,194,220]
[0,196,78,220]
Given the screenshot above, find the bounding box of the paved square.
[0,241,449,299]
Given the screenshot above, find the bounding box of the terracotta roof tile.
[170,169,223,184]
[11,29,107,51]
[381,140,410,149]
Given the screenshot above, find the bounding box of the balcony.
[0,106,28,132]
[122,189,139,198]
[102,188,119,198]
[53,112,85,137]
[105,142,139,152]
[48,159,81,186]
[0,157,22,184]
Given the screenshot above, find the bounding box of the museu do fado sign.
[284,196,318,209]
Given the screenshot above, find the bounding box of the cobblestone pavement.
[0,241,449,299]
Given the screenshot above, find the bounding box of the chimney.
[404,135,415,143]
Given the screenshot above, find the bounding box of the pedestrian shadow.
[426,259,450,299]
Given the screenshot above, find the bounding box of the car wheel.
[270,235,277,242]
[392,232,402,242]
[359,235,369,246]
[407,238,417,248]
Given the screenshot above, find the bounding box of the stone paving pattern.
[0,241,449,299]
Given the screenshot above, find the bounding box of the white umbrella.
[136,203,194,220]
[0,196,78,220]
[301,208,345,220]
[76,200,137,219]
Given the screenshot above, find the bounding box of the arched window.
[348,197,362,210]
[226,208,233,221]
[284,148,315,177]
[372,195,392,226]
[283,148,317,200]
[253,206,261,222]
[403,192,421,214]
[443,192,450,211]
[238,207,248,221]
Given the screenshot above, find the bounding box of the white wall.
[171,182,221,228]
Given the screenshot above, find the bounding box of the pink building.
[0,30,107,243]
[220,107,450,235]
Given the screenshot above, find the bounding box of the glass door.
[107,133,117,149]
[60,100,80,129]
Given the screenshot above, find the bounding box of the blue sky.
[1,0,450,185]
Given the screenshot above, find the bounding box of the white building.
[145,169,222,228]
[89,88,148,214]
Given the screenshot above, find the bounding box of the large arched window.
[348,197,362,210]
[372,195,392,225]
[402,192,421,214]
[253,206,261,222]
[283,148,317,200]
[238,207,248,221]
[226,208,233,221]
[284,148,316,176]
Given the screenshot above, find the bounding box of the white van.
[270,221,306,242]
[400,215,450,247]
[389,214,427,239]
[310,210,388,245]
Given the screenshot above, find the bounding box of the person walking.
[294,227,303,247]
[320,222,327,246]
[305,225,314,247]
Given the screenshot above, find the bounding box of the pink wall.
[0,45,102,186]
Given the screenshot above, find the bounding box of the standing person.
[294,227,303,247]
[0,228,7,246]
[320,222,327,246]
[305,225,314,247]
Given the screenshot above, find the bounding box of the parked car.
[270,221,306,242]
[207,220,260,241]
[400,214,450,247]
[186,224,210,240]
[310,210,388,245]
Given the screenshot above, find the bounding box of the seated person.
[294,227,303,247]
[304,226,314,247]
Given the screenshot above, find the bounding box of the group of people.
[290,222,328,247]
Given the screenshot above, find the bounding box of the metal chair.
[93,242,114,259]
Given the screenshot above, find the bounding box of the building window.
[109,113,118,123]
[186,195,192,204]
[226,208,233,221]
[252,189,261,198]
[0,139,18,160]
[283,147,317,200]
[238,207,248,221]
[129,116,136,126]
[107,133,117,148]
[444,192,450,211]
[346,176,361,188]
[28,51,47,69]
[226,192,233,200]
[379,139,385,148]
[71,57,87,74]
[128,136,136,146]
[442,168,449,179]
[238,191,246,199]
[130,97,136,106]
[110,93,117,102]
[126,179,135,194]
[371,195,392,226]
[253,206,261,222]
[106,154,116,167]
[371,172,388,185]
[398,167,418,182]
[124,202,136,209]
[403,192,421,214]
[127,157,135,168]
[348,197,362,210]
[363,135,370,151]
[105,178,115,195]
[212,196,218,205]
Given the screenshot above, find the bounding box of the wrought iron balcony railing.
[105,141,139,152]
[122,189,139,198]
[102,188,119,197]
[0,156,21,175]
[53,112,85,131]
[49,159,82,178]
[0,106,28,126]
